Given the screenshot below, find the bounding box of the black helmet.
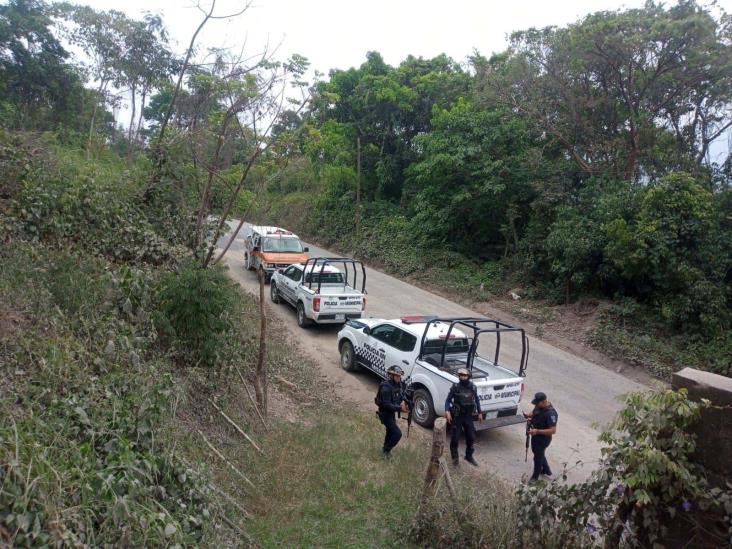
[387,365,404,376]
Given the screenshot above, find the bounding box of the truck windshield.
[262,237,303,253]
[422,338,470,355]
[304,272,344,284]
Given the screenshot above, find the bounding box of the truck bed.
[420,353,517,380]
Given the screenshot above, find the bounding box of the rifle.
[404,384,414,437]
[525,416,532,462]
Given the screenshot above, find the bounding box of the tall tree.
[482,0,732,181]
[0,0,83,129]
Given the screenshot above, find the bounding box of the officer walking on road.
[524,391,558,482]
[444,368,484,467]
[376,365,409,458]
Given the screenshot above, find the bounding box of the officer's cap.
[531,391,548,405]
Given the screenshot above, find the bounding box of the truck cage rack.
[416,317,529,377]
[301,257,367,295]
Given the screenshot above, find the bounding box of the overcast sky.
[75,0,730,75]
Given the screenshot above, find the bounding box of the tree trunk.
[127,83,137,164]
[416,417,446,519]
[356,135,361,232]
[135,89,147,142]
[254,268,268,415]
[88,79,108,150]
[624,125,639,181]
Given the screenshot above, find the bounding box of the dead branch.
[274,375,297,391]
[209,399,265,455]
[197,429,255,489]
[235,365,269,431]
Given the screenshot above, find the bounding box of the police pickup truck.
[270,257,367,328]
[337,316,529,429]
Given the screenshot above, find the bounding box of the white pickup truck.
[270,258,367,328]
[337,316,529,429]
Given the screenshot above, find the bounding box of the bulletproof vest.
[453,382,475,415]
[376,380,402,407]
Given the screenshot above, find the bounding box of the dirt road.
[218,222,649,484]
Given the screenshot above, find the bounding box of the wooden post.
[417,417,447,519]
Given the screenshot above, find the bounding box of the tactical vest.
[375,380,403,407]
[453,382,475,415]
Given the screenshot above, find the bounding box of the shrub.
[516,389,732,548]
[156,263,238,368]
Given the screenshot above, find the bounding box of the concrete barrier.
[671,367,732,487]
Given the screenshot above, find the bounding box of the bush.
[156,263,238,368]
[516,389,732,548]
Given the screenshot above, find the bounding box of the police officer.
[523,391,558,482]
[376,365,409,458]
[444,368,484,467]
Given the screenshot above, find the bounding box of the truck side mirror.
[303,247,309,252]
[362,326,371,335]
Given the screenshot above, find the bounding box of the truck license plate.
[336,314,345,321]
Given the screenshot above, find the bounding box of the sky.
[74,0,732,75]
[74,0,732,160]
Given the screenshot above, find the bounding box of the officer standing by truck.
[376,365,409,458]
[523,391,558,482]
[444,368,484,467]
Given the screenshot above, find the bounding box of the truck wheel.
[413,388,436,428]
[245,253,254,271]
[296,302,312,329]
[339,341,359,372]
[270,282,281,304]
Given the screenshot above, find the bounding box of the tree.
[406,99,540,258]
[484,1,732,181]
[0,0,84,129]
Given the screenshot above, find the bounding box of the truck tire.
[413,388,436,428]
[339,341,359,372]
[244,252,254,271]
[270,282,281,304]
[296,302,312,329]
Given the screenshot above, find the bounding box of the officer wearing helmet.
[444,367,483,466]
[376,365,409,458]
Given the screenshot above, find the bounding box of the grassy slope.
[0,232,516,547]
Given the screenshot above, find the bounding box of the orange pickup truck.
[243,225,309,282]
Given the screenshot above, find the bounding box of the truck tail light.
[313,297,321,312]
[362,297,367,311]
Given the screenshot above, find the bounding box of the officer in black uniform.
[524,391,558,482]
[376,365,409,458]
[444,368,484,467]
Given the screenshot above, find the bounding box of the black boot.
[465,456,479,466]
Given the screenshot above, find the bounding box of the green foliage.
[0,243,212,547]
[156,263,239,368]
[0,0,89,131]
[14,142,183,264]
[605,173,730,333]
[517,389,732,548]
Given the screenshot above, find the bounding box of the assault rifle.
[524,415,532,462]
[404,384,414,437]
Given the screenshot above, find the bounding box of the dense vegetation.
[260,1,732,378]
[1,0,731,547]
